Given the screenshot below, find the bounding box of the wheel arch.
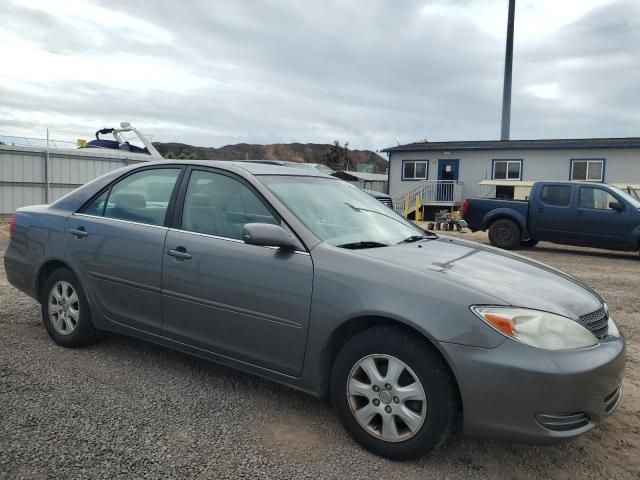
[35,259,75,302]
[321,315,463,425]
[483,210,529,239]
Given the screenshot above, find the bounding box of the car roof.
[139,159,333,177]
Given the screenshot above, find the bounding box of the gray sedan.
[4,161,625,460]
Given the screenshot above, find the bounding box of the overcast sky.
[1,0,638,151]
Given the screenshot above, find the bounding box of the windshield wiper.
[397,235,427,244]
[397,231,439,244]
[337,241,390,249]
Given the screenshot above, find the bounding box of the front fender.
[630,224,640,251]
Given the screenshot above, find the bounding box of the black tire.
[330,326,458,460]
[41,268,99,347]
[488,218,521,250]
[521,239,539,248]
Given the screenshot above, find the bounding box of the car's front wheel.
[41,268,99,347]
[331,326,458,460]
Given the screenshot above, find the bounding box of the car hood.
[357,236,602,319]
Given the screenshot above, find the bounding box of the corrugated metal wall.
[0,145,148,214]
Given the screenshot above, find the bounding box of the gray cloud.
[2,0,638,151]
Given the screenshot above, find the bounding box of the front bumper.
[440,333,626,443]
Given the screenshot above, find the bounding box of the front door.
[437,159,459,202]
[66,167,183,334]
[571,185,630,248]
[161,169,313,376]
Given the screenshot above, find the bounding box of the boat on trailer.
[80,122,162,158]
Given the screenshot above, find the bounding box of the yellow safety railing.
[401,193,422,223]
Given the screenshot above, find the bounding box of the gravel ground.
[1,226,639,479]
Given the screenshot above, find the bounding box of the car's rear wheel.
[41,268,99,347]
[488,218,521,250]
[330,326,458,460]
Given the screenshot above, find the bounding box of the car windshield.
[610,186,640,208]
[260,175,424,247]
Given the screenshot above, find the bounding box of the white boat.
[80,122,162,158]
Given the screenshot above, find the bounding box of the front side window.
[579,187,618,210]
[540,185,571,207]
[402,161,428,180]
[82,189,109,216]
[571,159,604,182]
[181,170,278,240]
[493,160,522,180]
[83,168,181,226]
[261,176,423,247]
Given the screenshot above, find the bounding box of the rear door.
[528,184,576,243]
[160,168,313,376]
[66,166,183,334]
[572,186,630,248]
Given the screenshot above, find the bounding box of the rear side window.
[181,170,278,239]
[82,168,181,226]
[540,185,571,207]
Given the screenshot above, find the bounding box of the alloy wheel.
[48,281,80,336]
[346,354,427,442]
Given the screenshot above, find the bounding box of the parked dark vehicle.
[362,188,393,208]
[5,163,625,460]
[462,181,640,251]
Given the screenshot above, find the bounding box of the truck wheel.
[330,326,458,460]
[521,239,539,248]
[488,219,520,250]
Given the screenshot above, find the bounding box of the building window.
[571,159,604,182]
[492,160,522,180]
[495,185,515,199]
[402,160,428,180]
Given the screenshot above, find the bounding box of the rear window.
[81,168,181,226]
[540,185,571,207]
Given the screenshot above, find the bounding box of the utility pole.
[500,0,516,141]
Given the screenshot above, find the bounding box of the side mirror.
[609,201,624,212]
[242,223,298,250]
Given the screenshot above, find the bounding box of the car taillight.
[461,199,469,217]
[8,213,16,235]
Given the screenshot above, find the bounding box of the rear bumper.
[4,245,37,299]
[440,332,626,444]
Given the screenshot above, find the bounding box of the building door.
[437,159,459,202]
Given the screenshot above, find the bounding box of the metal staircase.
[391,180,463,214]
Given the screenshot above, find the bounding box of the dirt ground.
[1,226,639,479]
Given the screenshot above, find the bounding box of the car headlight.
[471,306,598,350]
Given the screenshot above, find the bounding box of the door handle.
[576,210,585,216]
[69,227,88,238]
[167,247,192,260]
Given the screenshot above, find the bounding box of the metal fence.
[0,143,150,215]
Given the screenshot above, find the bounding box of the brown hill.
[152,142,388,173]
